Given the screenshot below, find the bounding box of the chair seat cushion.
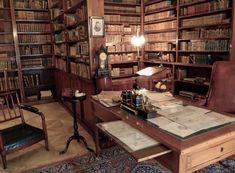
[0,124,44,151]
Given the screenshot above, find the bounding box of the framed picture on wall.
[90,16,104,37]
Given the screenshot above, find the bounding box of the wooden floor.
[0,102,95,173]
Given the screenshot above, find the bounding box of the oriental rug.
[23,146,235,173]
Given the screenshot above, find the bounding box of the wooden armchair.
[0,91,48,169]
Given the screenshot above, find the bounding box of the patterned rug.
[23,146,235,173]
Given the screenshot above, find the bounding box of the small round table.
[60,94,93,154]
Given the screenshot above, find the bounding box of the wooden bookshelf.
[143,0,233,101]
[104,0,141,79]
[0,0,23,96]
[50,0,91,79]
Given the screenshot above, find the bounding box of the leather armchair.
[206,61,235,114]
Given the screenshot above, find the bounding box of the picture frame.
[90,16,104,37]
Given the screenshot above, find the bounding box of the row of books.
[179,0,229,8]
[56,58,66,72]
[0,34,14,44]
[70,62,90,79]
[105,24,139,33]
[0,76,19,91]
[17,23,51,32]
[50,9,62,19]
[107,44,137,52]
[180,54,213,65]
[0,10,11,20]
[68,42,89,56]
[64,14,76,26]
[104,5,140,13]
[21,57,52,68]
[14,0,48,9]
[67,26,88,41]
[18,34,51,43]
[15,11,49,20]
[145,43,176,51]
[146,32,176,41]
[111,66,138,77]
[104,15,140,23]
[181,28,231,39]
[106,35,132,44]
[23,74,40,87]
[145,10,175,22]
[108,53,135,64]
[76,5,87,21]
[19,45,51,55]
[179,40,229,51]
[0,59,17,70]
[145,0,173,13]
[144,20,176,32]
[66,0,84,10]
[0,45,15,57]
[54,44,67,56]
[145,52,175,62]
[53,23,64,31]
[54,32,66,42]
[181,14,227,27]
[0,23,12,33]
[180,0,230,16]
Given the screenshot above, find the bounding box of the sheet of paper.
[101,121,159,151]
[205,112,235,124]
[147,116,173,127]
[160,121,196,138]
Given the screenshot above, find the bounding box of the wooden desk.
[91,98,235,173]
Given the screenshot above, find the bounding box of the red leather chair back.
[206,61,235,114]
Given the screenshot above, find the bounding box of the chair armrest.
[20,104,43,116]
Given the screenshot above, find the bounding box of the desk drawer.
[189,138,235,169]
[97,120,171,162]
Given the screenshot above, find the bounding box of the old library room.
[0,0,235,172]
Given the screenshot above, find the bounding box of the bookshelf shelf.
[145,50,176,53]
[144,0,166,6]
[14,8,49,12]
[145,6,176,15]
[16,20,50,23]
[179,8,232,19]
[17,32,52,35]
[174,63,212,68]
[144,28,177,34]
[104,21,140,25]
[143,0,233,100]
[178,50,229,53]
[20,54,52,57]
[179,22,231,30]
[179,0,215,7]
[65,0,86,13]
[104,1,140,7]
[18,42,51,45]
[112,74,136,79]
[175,79,210,87]
[144,17,176,24]
[104,11,141,16]
[109,61,138,65]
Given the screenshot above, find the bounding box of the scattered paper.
[101,121,159,151]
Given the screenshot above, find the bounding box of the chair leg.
[0,152,7,169]
[45,138,49,151]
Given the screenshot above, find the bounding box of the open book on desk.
[92,91,121,107]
